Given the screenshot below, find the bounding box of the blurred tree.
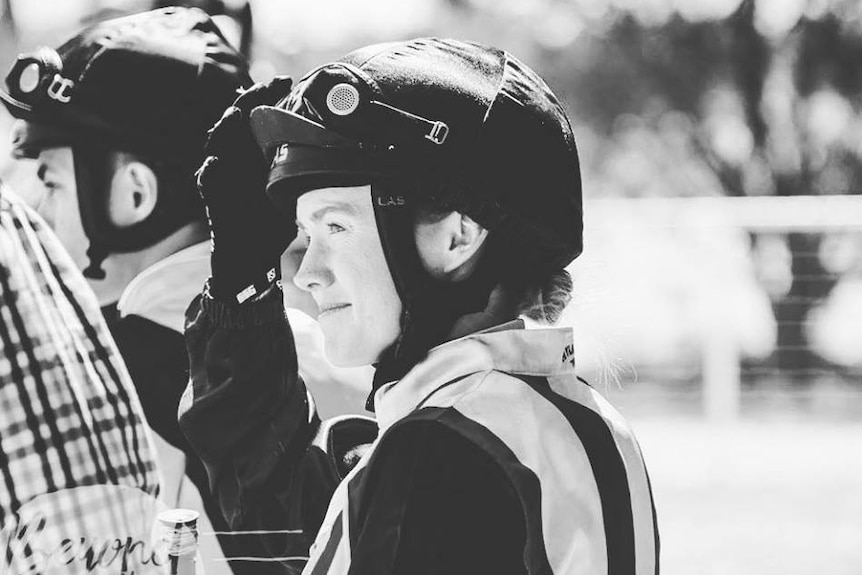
[548,0,862,384]
[1,0,15,35]
[3,0,859,384]
[452,0,862,383]
[244,0,860,383]
[0,0,18,68]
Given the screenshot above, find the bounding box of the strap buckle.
[425,121,449,145]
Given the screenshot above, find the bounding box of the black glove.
[196,76,295,303]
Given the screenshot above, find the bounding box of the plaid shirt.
[0,185,163,572]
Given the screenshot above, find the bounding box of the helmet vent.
[326,83,359,116]
[18,63,41,93]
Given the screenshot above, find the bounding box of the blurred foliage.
[5,0,861,200]
[461,0,862,379]
[2,0,861,379]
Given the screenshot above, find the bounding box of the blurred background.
[1,0,860,573]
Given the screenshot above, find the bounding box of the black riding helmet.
[250,38,583,404]
[1,7,252,278]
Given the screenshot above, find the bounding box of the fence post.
[702,323,741,421]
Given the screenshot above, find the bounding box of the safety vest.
[304,321,659,574]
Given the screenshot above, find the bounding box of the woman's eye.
[327,222,346,234]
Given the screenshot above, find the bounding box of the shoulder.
[117,242,211,333]
[373,407,507,471]
[349,411,532,575]
[415,370,647,489]
[371,405,532,494]
[358,408,528,526]
[433,369,640,454]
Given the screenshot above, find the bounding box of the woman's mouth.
[318,303,351,319]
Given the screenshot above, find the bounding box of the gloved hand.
[196,76,294,303]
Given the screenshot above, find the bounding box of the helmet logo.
[377,195,406,207]
[46,74,74,103]
[272,143,290,167]
[562,344,575,368]
[326,83,359,116]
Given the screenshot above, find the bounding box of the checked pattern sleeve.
[0,187,159,527]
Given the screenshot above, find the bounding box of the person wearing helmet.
[0,181,162,575]
[0,8,254,572]
[179,39,660,574]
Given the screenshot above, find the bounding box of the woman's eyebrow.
[307,202,360,222]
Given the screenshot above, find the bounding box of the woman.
[180,38,659,574]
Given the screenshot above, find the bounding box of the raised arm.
[176,79,372,572]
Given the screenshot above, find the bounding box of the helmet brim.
[0,88,33,117]
[10,119,75,159]
[250,105,359,151]
[250,105,394,209]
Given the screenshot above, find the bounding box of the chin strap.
[367,181,500,411]
[82,242,108,279]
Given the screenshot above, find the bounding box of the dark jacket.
[103,241,240,573]
[178,285,660,575]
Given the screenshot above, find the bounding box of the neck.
[89,222,208,306]
[447,283,518,340]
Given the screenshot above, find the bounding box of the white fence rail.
[573,195,862,420]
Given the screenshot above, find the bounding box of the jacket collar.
[116,241,211,333]
[373,320,576,431]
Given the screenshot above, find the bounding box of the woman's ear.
[107,156,158,227]
[415,211,488,280]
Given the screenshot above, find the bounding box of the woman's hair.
[512,268,573,325]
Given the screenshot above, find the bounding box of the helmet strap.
[368,179,500,409]
[72,145,113,280]
[72,146,203,280]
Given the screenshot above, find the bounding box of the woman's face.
[293,185,403,367]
